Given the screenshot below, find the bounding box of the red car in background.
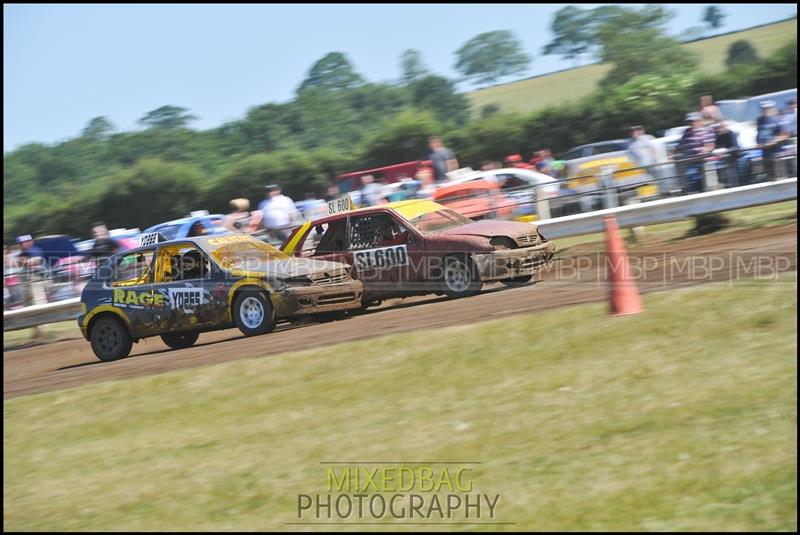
[431,179,517,221]
[336,160,430,194]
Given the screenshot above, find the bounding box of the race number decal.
[353,245,409,272]
[327,195,354,215]
[168,287,205,312]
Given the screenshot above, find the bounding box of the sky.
[4,3,797,150]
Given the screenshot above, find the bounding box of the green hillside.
[467,18,798,115]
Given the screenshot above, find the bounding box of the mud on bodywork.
[473,241,557,281]
[79,234,363,343]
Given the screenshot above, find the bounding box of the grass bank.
[4,273,797,530]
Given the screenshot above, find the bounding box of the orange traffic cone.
[604,215,643,316]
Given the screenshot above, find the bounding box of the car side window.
[111,249,154,287]
[154,244,212,283]
[350,214,410,250]
[503,175,528,189]
[314,220,348,255]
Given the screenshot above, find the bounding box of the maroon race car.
[281,199,556,306]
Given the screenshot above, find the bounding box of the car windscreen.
[408,209,473,233]
[211,240,289,271]
[152,224,182,241]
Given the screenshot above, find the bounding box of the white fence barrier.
[3,177,797,332]
[4,297,82,332]
[537,177,797,239]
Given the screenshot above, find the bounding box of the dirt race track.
[4,223,796,399]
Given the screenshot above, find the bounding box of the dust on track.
[4,224,796,399]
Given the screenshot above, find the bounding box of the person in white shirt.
[258,184,300,241]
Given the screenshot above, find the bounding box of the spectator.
[627,125,665,188]
[676,112,716,193]
[627,125,658,167]
[529,150,543,169]
[756,100,783,145]
[360,174,383,207]
[713,121,744,186]
[481,161,500,171]
[532,148,555,169]
[415,165,436,198]
[258,184,300,242]
[87,222,121,263]
[223,198,261,233]
[15,235,44,270]
[428,136,459,182]
[779,98,797,138]
[757,100,790,177]
[699,95,723,125]
[187,221,207,237]
[504,154,532,170]
[324,184,341,202]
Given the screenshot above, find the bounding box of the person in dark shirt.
[713,121,743,186]
[756,100,790,178]
[676,112,715,193]
[428,136,459,182]
[88,222,121,261]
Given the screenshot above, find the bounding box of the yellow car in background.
[562,139,663,200]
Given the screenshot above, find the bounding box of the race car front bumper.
[274,280,364,317]
[473,241,557,281]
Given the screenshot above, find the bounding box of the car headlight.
[490,236,516,250]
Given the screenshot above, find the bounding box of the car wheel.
[90,317,133,362]
[233,289,276,336]
[161,331,200,350]
[501,275,533,286]
[442,255,482,299]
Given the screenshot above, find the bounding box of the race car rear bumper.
[473,241,557,281]
[275,280,364,316]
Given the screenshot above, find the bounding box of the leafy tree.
[703,6,726,31]
[481,104,501,118]
[455,30,531,86]
[449,113,527,167]
[358,109,442,167]
[592,6,697,87]
[409,75,470,126]
[542,6,594,65]
[297,52,364,93]
[726,40,761,67]
[589,4,672,50]
[138,105,197,129]
[399,49,428,84]
[81,116,115,141]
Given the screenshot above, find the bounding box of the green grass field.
[4,273,797,531]
[467,19,798,115]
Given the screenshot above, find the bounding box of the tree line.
[4,5,796,242]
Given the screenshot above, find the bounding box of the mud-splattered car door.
[152,242,230,331]
[105,247,161,338]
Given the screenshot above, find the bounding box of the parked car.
[442,167,563,217]
[431,179,517,220]
[143,213,228,241]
